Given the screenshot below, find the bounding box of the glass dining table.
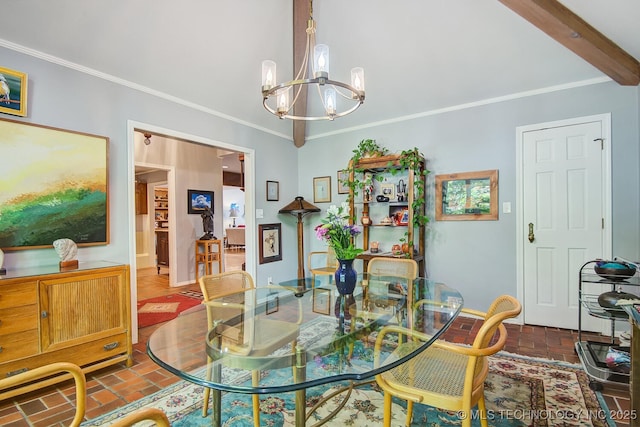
[147,274,463,426]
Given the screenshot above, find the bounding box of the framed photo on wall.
[259,223,282,264]
[0,66,28,117]
[435,169,498,221]
[313,176,331,203]
[337,170,350,194]
[266,180,279,201]
[187,189,214,214]
[0,118,109,250]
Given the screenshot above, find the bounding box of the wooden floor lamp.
[278,196,320,283]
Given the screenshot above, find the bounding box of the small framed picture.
[266,180,279,201]
[259,223,282,264]
[0,66,28,117]
[188,189,214,214]
[337,170,350,194]
[266,292,279,314]
[313,176,331,203]
[399,209,409,225]
[380,183,396,201]
[312,288,331,315]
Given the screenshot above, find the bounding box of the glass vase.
[335,258,357,295]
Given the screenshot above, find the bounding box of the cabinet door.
[156,231,169,267]
[0,281,39,363]
[39,268,129,352]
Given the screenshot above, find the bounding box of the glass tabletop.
[147,274,463,394]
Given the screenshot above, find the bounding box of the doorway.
[127,121,256,343]
[516,114,612,331]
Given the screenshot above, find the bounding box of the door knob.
[528,223,535,243]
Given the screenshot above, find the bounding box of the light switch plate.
[256,208,264,218]
[502,202,511,214]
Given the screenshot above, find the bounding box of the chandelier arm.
[262,78,364,121]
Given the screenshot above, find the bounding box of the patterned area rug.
[137,293,203,328]
[84,348,614,427]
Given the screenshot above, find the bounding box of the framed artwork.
[312,288,331,315]
[187,189,214,214]
[266,180,279,201]
[0,66,28,117]
[313,176,331,203]
[380,183,396,201]
[258,223,282,264]
[435,169,498,221]
[0,118,109,250]
[337,170,350,194]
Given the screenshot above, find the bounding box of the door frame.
[515,113,612,325]
[126,120,256,344]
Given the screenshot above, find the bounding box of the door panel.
[523,121,604,330]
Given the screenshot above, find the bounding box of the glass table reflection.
[147,274,462,426]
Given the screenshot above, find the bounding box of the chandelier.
[261,1,365,121]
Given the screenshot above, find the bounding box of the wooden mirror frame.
[435,169,498,221]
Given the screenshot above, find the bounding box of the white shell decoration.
[53,238,78,262]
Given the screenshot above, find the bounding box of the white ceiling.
[1,1,638,142]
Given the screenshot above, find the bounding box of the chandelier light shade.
[261,3,365,121]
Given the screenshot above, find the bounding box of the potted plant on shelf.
[315,202,363,295]
[341,139,430,259]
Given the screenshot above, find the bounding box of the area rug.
[83,350,614,427]
[137,293,203,328]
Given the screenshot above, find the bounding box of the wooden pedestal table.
[195,239,222,283]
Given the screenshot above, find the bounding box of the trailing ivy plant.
[341,139,388,199]
[341,140,430,252]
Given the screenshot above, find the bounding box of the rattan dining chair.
[110,407,171,426]
[308,245,338,286]
[366,257,418,281]
[0,362,86,427]
[366,257,418,324]
[374,294,522,427]
[0,362,171,427]
[199,271,301,427]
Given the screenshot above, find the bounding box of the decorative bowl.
[597,290,639,318]
[594,261,636,281]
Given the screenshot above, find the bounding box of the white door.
[520,116,611,330]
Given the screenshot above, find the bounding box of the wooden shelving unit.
[348,154,426,276]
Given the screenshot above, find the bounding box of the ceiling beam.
[292,0,310,147]
[498,0,640,85]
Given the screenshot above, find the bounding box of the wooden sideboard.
[0,262,132,399]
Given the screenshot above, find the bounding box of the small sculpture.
[0,248,6,275]
[53,238,78,269]
[363,172,374,202]
[200,207,216,240]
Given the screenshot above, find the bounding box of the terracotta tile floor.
[0,257,632,425]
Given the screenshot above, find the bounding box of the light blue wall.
[298,81,640,310]
[0,47,299,286]
[2,45,639,312]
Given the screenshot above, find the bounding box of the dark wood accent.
[223,171,243,187]
[498,0,640,85]
[156,231,169,274]
[292,0,310,147]
[135,182,148,214]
